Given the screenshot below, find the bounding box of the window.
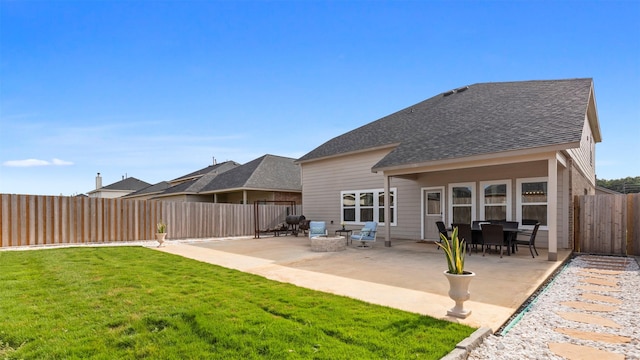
[480,180,511,221]
[426,191,442,216]
[449,183,475,224]
[516,177,548,228]
[341,189,396,225]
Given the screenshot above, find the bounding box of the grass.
[0,247,475,359]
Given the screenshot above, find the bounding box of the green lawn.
[0,247,475,359]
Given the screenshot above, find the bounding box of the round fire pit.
[310,235,346,252]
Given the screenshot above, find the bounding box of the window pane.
[343,209,355,222]
[523,205,547,225]
[360,193,374,206]
[521,182,547,203]
[427,192,441,215]
[485,206,506,221]
[453,207,471,224]
[379,208,395,223]
[453,187,472,205]
[484,184,506,205]
[360,208,373,222]
[343,193,355,206]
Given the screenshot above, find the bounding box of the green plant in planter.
[437,227,467,274]
[157,221,167,234]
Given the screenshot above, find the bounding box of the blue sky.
[1,1,638,196]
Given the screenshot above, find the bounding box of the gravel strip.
[467,255,640,360]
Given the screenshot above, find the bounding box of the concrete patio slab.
[154,235,571,332]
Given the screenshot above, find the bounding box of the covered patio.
[156,235,572,331]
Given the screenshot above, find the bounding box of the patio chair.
[351,221,378,248]
[481,223,505,258]
[436,221,450,248]
[514,222,540,258]
[308,221,328,238]
[451,223,472,255]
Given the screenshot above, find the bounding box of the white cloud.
[52,158,74,166]
[3,158,74,167]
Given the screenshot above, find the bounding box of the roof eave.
[296,143,400,165]
[372,142,581,174]
[587,84,602,143]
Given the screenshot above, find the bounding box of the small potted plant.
[341,221,346,230]
[156,220,167,247]
[437,226,475,318]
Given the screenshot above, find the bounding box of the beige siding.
[302,154,576,249]
[301,149,419,238]
[414,161,555,247]
[567,116,596,186]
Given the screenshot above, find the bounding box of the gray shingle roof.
[163,171,221,195]
[123,181,171,197]
[297,78,594,170]
[199,154,301,193]
[170,161,240,183]
[102,177,151,191]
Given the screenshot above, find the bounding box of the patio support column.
[548,156,558,261]
[384,174,391,247]
[243,190,247,205]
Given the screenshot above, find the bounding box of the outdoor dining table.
[470,224,522,255]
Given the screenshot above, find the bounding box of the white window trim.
[479,179,512,221]
[340,188,397,226]
[516,177,549,230]
[448,182,475,224]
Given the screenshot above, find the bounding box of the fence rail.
[0,194,300,248]
[574,193,640,256]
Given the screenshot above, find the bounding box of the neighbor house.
[121,181,172,200]
[125,155,302,205]
[198,154,302,204]
[146,161,241,202]
[87,173,151,199]
[297,78,601,261]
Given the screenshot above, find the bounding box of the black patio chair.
[514,222,540,258]
[436,221,450,249]
[481,223,505,258]
[451,223,473,255]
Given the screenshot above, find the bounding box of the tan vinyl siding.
[302,153,575,249]
[301,149,388,228]
[413,161,559,248]
[567,116,596,186]
[301,149,420,238]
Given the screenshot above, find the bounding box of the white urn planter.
[155,233,167,247]
[443,270,475,318]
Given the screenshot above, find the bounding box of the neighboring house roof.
[162,171,221,195]
[199,154,301,193]
[170,161,240,184]
[297,78,600,171]
[154,161,241,197]
[100,177,151,191]
[123,181,172,198]
[595,186,622,195]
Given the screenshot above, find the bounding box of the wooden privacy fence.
[574,193,640,256]
[0,194,300,248]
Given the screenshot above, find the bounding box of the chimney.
[96,173,102,189]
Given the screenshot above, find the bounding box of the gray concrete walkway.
[154,235,571,331]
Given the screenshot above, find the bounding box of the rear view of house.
[297,78,601,261]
